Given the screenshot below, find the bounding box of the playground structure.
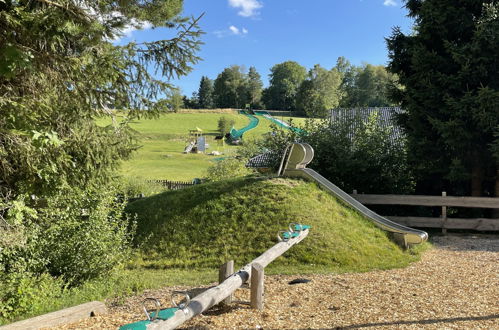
[278,143,428,248]
[119,224,310,330]
[183,127,207,153]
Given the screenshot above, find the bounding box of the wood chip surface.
[50,234,498,329]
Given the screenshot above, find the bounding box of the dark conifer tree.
[387,0,499,197]
[198,76,214,108]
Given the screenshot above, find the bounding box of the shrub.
[0,183,133,319]
[0,272,63,320]
[206,158,252,181]
[260,115,414,194]
[303,114,414,194]
[217,116,235,136]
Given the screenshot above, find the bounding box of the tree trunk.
[471,164,483,197]
[493,168,499,218]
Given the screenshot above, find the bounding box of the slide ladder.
[280,143,428,248]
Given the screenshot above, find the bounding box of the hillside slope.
[126,177,426,273]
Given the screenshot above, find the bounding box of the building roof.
[330,107,404,144]
[246,151,277,168]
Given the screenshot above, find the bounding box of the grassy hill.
[127,177,426,274]
[98,111,306,180]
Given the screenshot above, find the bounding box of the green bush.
[206,158,252,181]
[303,115,414,194]
[0,272,63,320]
[37,187,132,284]
[0,184,133,319]
[259,115,414,194]
[217,116,235,136]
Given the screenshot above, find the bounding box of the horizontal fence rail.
[386,216,499,231]
[350,192,499,231]
[350,194,499,209]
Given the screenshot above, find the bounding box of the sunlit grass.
[99,112,303,180]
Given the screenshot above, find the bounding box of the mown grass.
[126,177,429,273]
[98,111,300,181]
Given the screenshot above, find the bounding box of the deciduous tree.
[213,65,247,108]
[296,64,343,117]
[263,61,306,111]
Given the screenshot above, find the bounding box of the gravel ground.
[52,234,498,329]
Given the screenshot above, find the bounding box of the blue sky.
[121,0,414,96]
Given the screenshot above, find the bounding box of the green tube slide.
[230,111,259,139]
[254,111,304,133]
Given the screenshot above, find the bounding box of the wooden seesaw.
[120,223,311,330]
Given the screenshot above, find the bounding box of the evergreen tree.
[0,0,203,292]
[387,0,499,196]
[0,0,202,201]
[246,66,263,109]
[198,76,214,109]
[182,95,198,109]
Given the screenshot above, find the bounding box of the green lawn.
[100,111,304,180]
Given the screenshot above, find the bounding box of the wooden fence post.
[442,191,447,234]
[219,260,234,305]
[250,263,264,310]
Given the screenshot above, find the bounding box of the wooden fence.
[148,179,195,190]
[350,191,499,231]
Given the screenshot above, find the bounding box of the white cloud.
[84,7,152,41]
[228,0,263,17]
[383,0,397,6]
[229,25,240,34]
[116,20,152,40]
[214,25,249,38]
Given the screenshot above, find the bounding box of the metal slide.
[280,143,428,247]
[183,141,195,153]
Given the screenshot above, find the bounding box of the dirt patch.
[50,235,499,329]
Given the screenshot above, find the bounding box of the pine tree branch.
[33,0,79,17]
[136,12,205,51]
